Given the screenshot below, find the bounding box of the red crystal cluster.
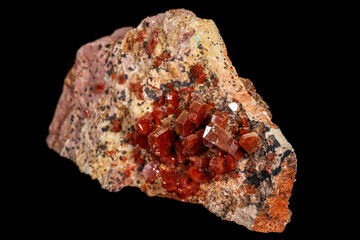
[191,63,206,84]
[127,75,261,199]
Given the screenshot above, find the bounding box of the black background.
[10,2,349,239]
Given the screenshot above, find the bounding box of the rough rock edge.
[46,9,296,233]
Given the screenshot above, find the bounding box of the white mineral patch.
[228,102,238,112]
[203,125,212,138]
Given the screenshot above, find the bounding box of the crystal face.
[202,123,232,152]
[135,112,154,135]
[175,110,196,136]
[142,160,160,182]
[166,91,179,108]
[210,111,229,128]
[148,127,175,157]
[191,63,206,84]
[224,154,237,173]
[189,166,211,183]
[239,132,261,154]
[228,102,239,112]
[209,155,225,180]
[160,154,177,167]
[189,100,208,114]
[182,134,203,156]
[189,100,208,125]
[227,139,243,160]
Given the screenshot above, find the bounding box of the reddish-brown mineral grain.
[132,131,148,149]
[118,74,127,84]
[239,132,261,154]
[209,155,225,180]
[143,160,160,182]
[174,140,186,164]
[191,63,206,84]
[162,166,200,199]
[189,166,211,183]
[175,110,196,136]
[148,127,175,157]
[188,100,208,125]
[227,139,243,160]
[152,107,166,125]
[166,91,179,108]
[94,83,105,93]
[182,134,203,156]
[135,112,154,135]
[224,154,237,173]
[189,100,208,114]
[160,154,177,167]
[203,123,233,152]
[211,111,229,128]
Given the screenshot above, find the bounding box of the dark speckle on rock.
[272,137,281,149]
[101,125,109,132]
[145,87,159,102]
[272,150,292,177]
[248,174,261,187]
[120,90,126,101]
[180,80,192,88]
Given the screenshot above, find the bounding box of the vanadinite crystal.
[174,140,186,164]
[182,133,203,155]
[148,127,175,157]
[160,154,177,167]
[188,166,211,183]
[224,154,237,173]
[131,131,148,149]
[47,9,297,233]
[166,91,179,108]
[175,110,196,136]
[135,112,154,135]
[211,111,229,128]
[191,63,206,83]
[239,132,261,154]
[189,100,208,125]
[162,166,199,199]
[227,139,243,160]
[203,123,233,152]
[209,155,225,180]
[142,160,160,182]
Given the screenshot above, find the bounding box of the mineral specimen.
[47,9,297,232]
